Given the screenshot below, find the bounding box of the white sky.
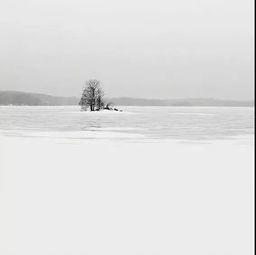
[0,0,254,99]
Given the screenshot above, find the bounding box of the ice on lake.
[0,106,254,255]
[0,106,254,142]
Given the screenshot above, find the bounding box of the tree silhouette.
[79,80,104,111]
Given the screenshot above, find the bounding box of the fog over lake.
[0,0,254,100]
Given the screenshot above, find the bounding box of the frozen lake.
[0,106,254,255]
[0,106,254,142]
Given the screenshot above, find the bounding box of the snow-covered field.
[0,133,254,255]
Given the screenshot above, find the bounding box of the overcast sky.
[0,0,254,99]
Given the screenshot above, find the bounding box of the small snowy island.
[79,79,122,112]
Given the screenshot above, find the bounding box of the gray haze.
[0,0,254,100]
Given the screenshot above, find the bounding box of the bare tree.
[79,80,104,111]
[96,88,105,110]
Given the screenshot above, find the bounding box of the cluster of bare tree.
[79,80,107,111]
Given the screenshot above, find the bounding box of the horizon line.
[0,90,254,102]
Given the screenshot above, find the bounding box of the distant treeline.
[0,91,254,107]
[0,91,78,106]
[109,97,254,107]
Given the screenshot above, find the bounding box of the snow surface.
[0,134,254,255]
